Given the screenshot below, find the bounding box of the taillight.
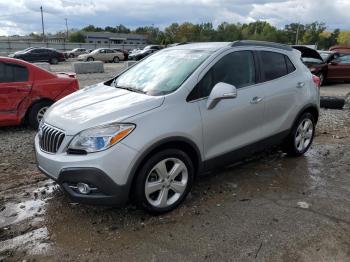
[312,74,320,88]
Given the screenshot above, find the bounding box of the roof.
[232,40,293,51]
[169,42,231,51]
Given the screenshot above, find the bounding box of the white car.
[35,41,320,214]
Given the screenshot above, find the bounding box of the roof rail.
[231,40,293,51]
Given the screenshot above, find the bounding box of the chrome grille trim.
[39,124,65,154]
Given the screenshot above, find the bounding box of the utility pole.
[295,23,300,45]
[40,6,45,42]
[65,18,69,40]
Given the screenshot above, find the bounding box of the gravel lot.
[0,62,350,261]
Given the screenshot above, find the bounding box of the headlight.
[68,123,135,153]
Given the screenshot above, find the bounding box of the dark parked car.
[128,45,163,61]
[293,45,328,85]
[325,52,350,83]
[113,49,129,60]
[11,48,65,64]
[329,45,350,54]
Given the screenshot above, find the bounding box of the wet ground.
[0,70,350,261]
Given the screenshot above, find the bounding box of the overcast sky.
[0,0,349,36]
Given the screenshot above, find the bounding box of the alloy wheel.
[145,158,188,208]
[294,118,314,152]
[37,106,49,124]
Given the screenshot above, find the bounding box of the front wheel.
[134,149,194,214]
[285,112,315,156]
[87,57,94,61]
[27,101,52,129]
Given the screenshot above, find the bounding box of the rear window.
[260,51,295,81]
[0,62,29,83]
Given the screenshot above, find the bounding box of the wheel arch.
[127,136,202,200]
[292,104,319,129]
[24,98,54,123]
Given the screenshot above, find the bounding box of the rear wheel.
[285,112,315,156]
[50,58,58,64]
[27,101,52,129]
[113,56,120,63]
[69,54,74,58]
[87,57,94,61]
[134,149,194,214]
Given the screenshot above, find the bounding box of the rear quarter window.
[260,51,295,81]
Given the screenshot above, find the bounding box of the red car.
[0,57,79,128]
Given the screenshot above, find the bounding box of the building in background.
[82,32,147,45]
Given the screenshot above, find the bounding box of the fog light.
[77,183,91,195]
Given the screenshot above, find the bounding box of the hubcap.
[37,106,48,123]
[295,118,313,152]
[145,158,188,208]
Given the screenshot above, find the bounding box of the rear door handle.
[250,96,263,104]
[296,82,305,88]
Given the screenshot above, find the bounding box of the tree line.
[64,21,350,49]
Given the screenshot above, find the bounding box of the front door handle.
[250,96,263,104]
[296,82,305,88]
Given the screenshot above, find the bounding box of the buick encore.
[35,41,320,214]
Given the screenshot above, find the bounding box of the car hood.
[292,45,324,61]
[44,83,164,135]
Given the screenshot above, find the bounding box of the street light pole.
[40,6,45,42]
[295,23,300,45]
[65,18,69,40]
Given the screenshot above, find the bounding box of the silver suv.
[35,41,320,214]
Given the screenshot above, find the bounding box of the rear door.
[327,54,350,80]
[0,62,32,117]
[189,50,266,162]
[257,50,301,135]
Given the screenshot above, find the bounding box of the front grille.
[39,124,65,153]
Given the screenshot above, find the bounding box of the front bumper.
[34,134,138,206]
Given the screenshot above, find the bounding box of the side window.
[337,54,350,64]
[285,56,296,73]
[0,63,28,83]
[260,51,289,81]
[188,51,256,100]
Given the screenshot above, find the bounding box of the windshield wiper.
[115,85,146,94]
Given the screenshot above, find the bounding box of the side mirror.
[206,82,237,110]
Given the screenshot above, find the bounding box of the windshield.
[113,49,212,96]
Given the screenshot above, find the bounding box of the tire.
[134,149,194,215]
[320,96,345,109]
[87,57,94,61]
[318,72,325,86]
[113,56,120,63]
[285,112,315,157]
[69,54,75,58]
[27,101,52,129]
[50,58,58,65]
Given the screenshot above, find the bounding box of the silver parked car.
[65,48,88,58]
[35,41,320,214]
[77,48,124,63]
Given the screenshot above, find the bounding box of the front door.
[0,62,31,122]
[189,50,266,162]
[327,54,350,81]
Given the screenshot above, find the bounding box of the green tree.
[337,31,350,45]
[68,31,85,43]
[82,25,103,32]
[302,22,326,45]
